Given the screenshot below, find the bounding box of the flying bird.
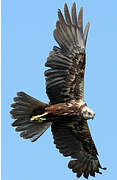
[10,2,106,179]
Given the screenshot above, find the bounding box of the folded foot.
[30,112,48,123]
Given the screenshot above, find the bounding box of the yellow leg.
[30,112,48,122]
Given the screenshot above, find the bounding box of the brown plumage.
[10,2,106,179]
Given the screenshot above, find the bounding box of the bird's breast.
[45,99,86,116]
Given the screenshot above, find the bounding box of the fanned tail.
[10,92,51,142]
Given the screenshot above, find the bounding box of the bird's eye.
[88,112,91,116]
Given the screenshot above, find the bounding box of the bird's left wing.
[51,118,106,179]
[45,3,90,104]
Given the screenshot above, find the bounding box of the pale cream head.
[81,106,95,120]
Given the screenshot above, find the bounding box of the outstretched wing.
[51,118,106,179]
[45,3,90,104]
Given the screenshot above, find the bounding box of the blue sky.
[2,0,117,180]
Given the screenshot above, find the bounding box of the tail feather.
[10,92,52,142]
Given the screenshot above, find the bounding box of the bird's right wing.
[51,117,106,178]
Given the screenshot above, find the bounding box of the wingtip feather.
[71,2,77,25]
[64,3,72,25]
[84,21,90,46]
[78,7,83,33]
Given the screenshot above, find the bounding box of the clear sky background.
[2,0,117,180]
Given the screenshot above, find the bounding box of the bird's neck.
[73,99,87,115]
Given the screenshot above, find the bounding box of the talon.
[37,118,46,123]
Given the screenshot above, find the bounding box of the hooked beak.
[92,113,95,120]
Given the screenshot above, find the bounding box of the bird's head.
[81,106,95,120]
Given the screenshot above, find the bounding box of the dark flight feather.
[72,3,78,26]
[84,22,90,47]
[64,3,72,25]
[78,7,83,34]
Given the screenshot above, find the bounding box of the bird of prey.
[10,2,106,179]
